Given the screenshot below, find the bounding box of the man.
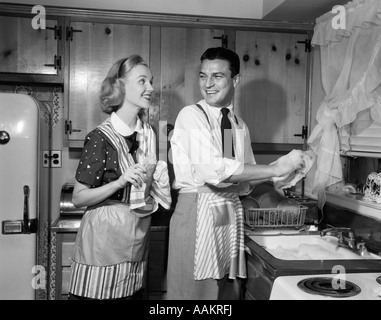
[167,47,304,300]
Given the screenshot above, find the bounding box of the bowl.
[277,198,300,223]
[250,182,283,200]
[277,198,300,210]
[241,196,260,209]
[257,192,282,208]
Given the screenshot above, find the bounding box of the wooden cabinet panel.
[235,30,309,145]
[0,15,63,82]
[62,242,75,266]
[51,232,77,300]
[66,21,150,145]
[147,228,169,299]
[245,253,273,300]
[159,27,224,127]
[61,268,71,295]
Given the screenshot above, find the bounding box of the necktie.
[220,108,235,158]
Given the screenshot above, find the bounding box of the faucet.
[320,227,369,256]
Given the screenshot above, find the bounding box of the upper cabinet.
[0,3,315,150]
[64,21,150,146]
[65,23,224,147]
[234,30,311,151]
[0,14,64,83]
[157,27,225,127]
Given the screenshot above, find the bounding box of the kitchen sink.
[245,232,381,300]
[248,234,381,260]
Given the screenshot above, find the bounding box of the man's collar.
[200,100,234,118]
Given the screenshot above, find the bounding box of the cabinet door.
[0,15,63,82]
[66,21,150,146]
[235,30,309,147]
[158,27,225,127]
[148,229,168,299]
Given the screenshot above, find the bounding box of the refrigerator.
[0,93,50,300]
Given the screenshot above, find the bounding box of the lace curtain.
[308,0,381,208]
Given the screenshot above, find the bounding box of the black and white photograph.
[0,0,381,309]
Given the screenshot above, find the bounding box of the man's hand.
[270,149,305,177]
[272,150,316,189]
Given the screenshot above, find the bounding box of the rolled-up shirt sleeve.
[237,121,257,195]
[171,106,242,187]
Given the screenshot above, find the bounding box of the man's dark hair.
[200,47,240,78]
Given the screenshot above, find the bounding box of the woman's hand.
[142,153,157,184]
[117,163,146,188]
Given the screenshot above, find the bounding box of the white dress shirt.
[170,99,256,194]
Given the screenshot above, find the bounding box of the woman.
[68,55,171,300]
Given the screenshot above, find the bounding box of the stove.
[51,183,85,233]
[270,273,381,300]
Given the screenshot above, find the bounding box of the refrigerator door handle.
[23,185,37,234]
[1,185,37,235]
[23,185,30,233]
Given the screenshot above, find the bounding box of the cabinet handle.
[65,120,82,135]
[297,39,311,52]
[44,55,62,70]
[213,34,228,48]
[66,26,83,41]
[294,125,308,139]
[46,25,62,40]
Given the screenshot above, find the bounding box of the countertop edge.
[325,190,381,221]
[51,224,169,233]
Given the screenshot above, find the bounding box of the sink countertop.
[245,234,381,280]
[326,190,381,221]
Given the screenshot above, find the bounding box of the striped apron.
[194,185,246,280]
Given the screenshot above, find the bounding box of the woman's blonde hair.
[99,55,148,114]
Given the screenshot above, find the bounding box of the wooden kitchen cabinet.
[158,27,312,152]
[64,20,151,147]
[65,24,224,147]
[234,30,311,151]
[0,14,64,83]
[245,252,273,300]
[50,231,76,300]
[147,227,170,299]
[157,26,225,129]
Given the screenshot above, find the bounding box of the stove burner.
[297,277,361,298]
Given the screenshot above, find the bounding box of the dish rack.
[244,205,307,228]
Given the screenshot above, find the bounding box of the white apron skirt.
[68,199,151,299]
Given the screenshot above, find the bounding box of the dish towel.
[194,185,246,281]
[272,150,316,189]
[97,118,171,211]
